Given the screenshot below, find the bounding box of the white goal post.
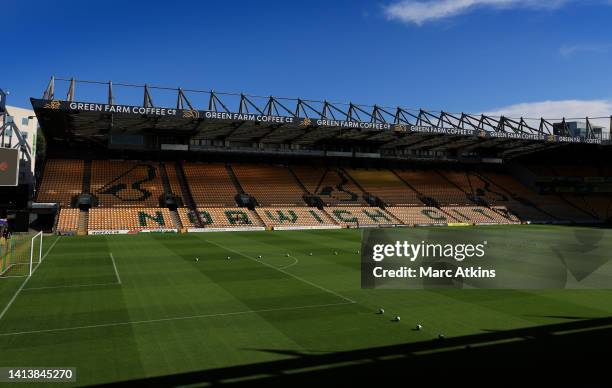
[29,231,43,276]
[0,231,43,278]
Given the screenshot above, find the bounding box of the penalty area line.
[0,301,355,337]
[0,235,61,321]
[204,239,356,304]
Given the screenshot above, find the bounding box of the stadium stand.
[178,207,264,228]
[563,195,611,221]
[438,170,479,200]
[232,164,305,206]
[394,169,471,205]
[479,172,595,222]
[91,160,164,207]
[88,208,176,231]
[36,159,84,206]
[37,157,610,233]
[183,163,237,207]
[256,207,337,228]
[324,206,397,226]
[292,166,367,206]
[344,168,421,205]
[56,208,80,233]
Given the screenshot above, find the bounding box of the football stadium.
[0,74,611,385]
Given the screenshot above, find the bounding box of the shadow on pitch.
[91,316,612,386]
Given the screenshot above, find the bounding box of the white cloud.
[559,43,612,57]
[484,99,612,130]
[383,0,572,25]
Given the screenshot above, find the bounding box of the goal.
[0,231,43,277]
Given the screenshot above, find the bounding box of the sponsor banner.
[361,227,612,289]
[139,228,178,233]
[447,223,472,227]
[187,227,266,233]
[33,99,603,144]
[88,229,129,235]
[415,223,448,227]
[272,225,342,231]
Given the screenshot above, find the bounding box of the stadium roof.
[32,77,610,160]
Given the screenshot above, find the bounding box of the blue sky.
[4,0,612,121]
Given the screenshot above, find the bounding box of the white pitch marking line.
[109,252,122,285]
[205,239,356,304]
[0,301,354,337]
[0,235,61,321]
[278,254,299,270]
[23,282,121,291]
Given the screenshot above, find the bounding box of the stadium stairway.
[226,164,246,195]
[340,167,368,201]
[287,165,310,194]
[389,169,427,205]
[175,161,203,227]
[158,161,172,197]
[77,210,88,235]
[82,160,92,194]
[251,209,267,228]
[435,170,476,205]
[170,209,183,231]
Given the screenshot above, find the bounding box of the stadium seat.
[183,162,238,207]
[394,169,471,205]
[91,160,164,207]
[324,206,397,226]
[345,168,421,205]
[88,208,176,231]
[36,159,84,206]
[256,207,337,228]
[443,206,516,224]
[178,207,264,228]
[438,170,479,200]
[56,208,80,233]
[292,166,367,206]
[479,172,596,222]
[386,207,450,226]
[232,164,306,206]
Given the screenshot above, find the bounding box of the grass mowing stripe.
[109,252,122,284]
[0,235,61,321]
[0,301,354,337]
[204,239,357,304]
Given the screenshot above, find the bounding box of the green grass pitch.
[0,225,611,385]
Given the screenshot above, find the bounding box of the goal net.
[0,231,43,278]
